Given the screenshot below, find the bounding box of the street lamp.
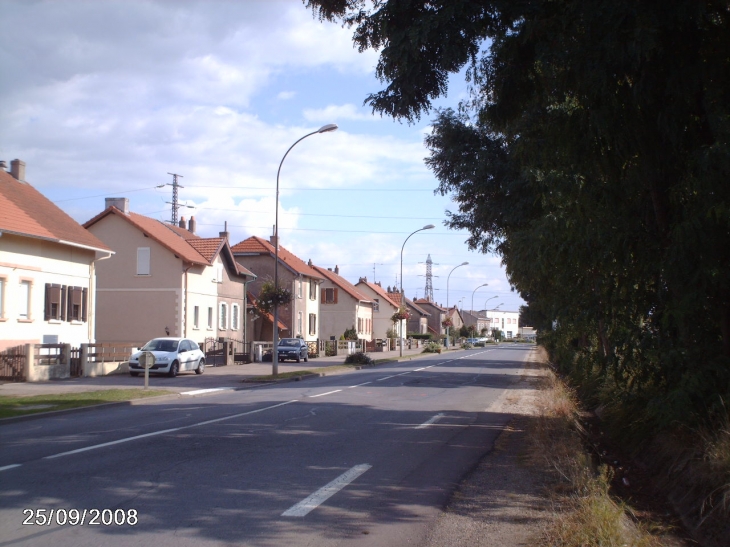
[400,224,435,356]
[446,262,468,347]
[471,283,488,315]
[272,123,338,374]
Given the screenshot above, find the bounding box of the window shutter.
[44,283,51,320]
[334,288,338,304]
[61,285,68,321]
[137,247,151,275]
[82,288,88,322]
[321,288,326,303]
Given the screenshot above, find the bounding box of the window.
[322,287,337,304]
[137,247,151,275]
[0,277,5,319]
[373,298,379,312]
[44,283,64,321]
[308,313,317,336]
[67,286,87,322]
[309,280,317,300]
[297,279,302,299]
[215,262,223,283]
[18,280,31,320]
[207,307,213,329]
[232,304,239,330]
[193,306,200,329]
[220,302,228,330]
[357,317,363,333]
[297,311,303,336]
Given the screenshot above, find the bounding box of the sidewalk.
[0,345,449,398]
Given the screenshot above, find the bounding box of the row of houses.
[2,160,513,353]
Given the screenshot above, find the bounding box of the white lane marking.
[181,387,236,396]
[348,382,372,389]
[416,413,445,429]
[0,464,22,472]
[394,371,411,376]
[308,390,342,398]
[414,367,426,371]
[44,400,299,460]
[282,464,372,517]
[376,376,395,381]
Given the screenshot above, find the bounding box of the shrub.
[344,352,373,365]
[423,341,442,354]
[462,342,474,349]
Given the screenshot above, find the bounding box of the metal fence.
[0,345,26,382]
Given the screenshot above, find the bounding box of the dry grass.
[531,366,661,547]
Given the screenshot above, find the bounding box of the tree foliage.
[305,0,730,430]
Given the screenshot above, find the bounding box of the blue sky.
[0,0,525,314]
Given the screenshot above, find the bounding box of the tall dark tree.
[306,0,730,428]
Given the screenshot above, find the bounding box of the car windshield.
[142,339,178,352]
[278,339,300,347]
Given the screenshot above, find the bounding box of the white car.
[129,337,205,378]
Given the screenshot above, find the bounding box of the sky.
[0,0,525,314]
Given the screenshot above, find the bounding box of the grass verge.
[531,361,661,547]
[0,389,172,419]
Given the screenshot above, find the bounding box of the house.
[485,309,520,339]
[231,235,323,342]
[384,289,430,335]
[413,299,448,337]
[445,306,465,334]
[354,278,401,339]
[462,310,492,336]
[311,265,373,341]
[0,159,112,351]
[83,198,255,345]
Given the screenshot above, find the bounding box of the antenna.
[424,254,435,301]
[373,263,384,282]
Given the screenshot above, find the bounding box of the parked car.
[128,337,205,377]
[276,338,309,363]
[465,338,480,344]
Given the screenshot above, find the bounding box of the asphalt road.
[0,345,533,547]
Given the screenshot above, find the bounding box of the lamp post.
[446,262,468,347]
[400,224,435,356]
[272,123,338,375]
[471,283,488,316]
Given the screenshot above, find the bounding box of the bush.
[422,341,442,354]
[344,352,373,365]
[462,342,474,349]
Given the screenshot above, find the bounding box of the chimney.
[179,216,186,229]
[10,159,26,181]
[105,197,129,214]
[218,220,228,241]
[334,265,339,275]
[270,225,278,249]
[188,216,197,234]
[358,276,367,284]
[308,258,313,266]
[328,267,332,271]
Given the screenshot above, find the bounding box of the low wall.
[81,344,137,377]
[24,343,70,381]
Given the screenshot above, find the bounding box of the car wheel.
[130,371,140,377]
[296,354,301,363]
[195,358,205,375]
[304,354,308,362]
[168,360,179,378]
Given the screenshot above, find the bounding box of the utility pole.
[165,173,184,224]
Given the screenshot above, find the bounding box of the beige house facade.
[355,278,401,339]
[311,265,373,341]
[0,160,112,351]
[84,199,254,346]
[231,236,323,342]
[414,299,448,337]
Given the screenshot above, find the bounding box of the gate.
[70,347,82,377]
[0,345,26,382]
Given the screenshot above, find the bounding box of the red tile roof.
[414,298,447,312]
[311,265,371,302]
[0,169,110,251]
[357,281,399,309]
[84,207,209,265]
[231,236,323,280]
[187,237,224,262]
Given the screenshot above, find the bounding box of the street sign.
[138,351,156,369]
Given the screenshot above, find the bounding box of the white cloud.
[277,91,296,101]
[303,104,376,122]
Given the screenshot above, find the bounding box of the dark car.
[277,338,309,363]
